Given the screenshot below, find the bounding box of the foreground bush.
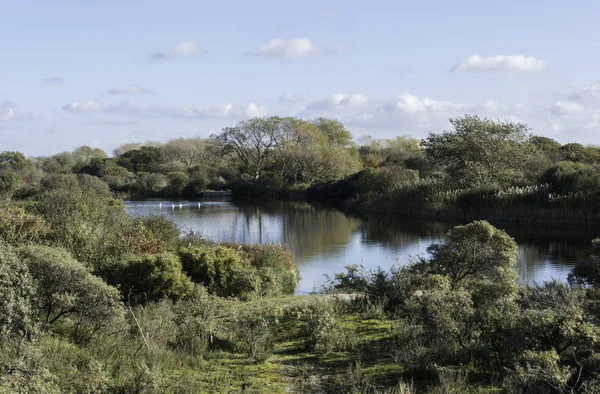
[18,245,124,337]
[107,253,194,303]
[179,243,299,299]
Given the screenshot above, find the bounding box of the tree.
[161,138,208,168]
[425,220,518,289]
[568,238,600,288]
[311,118,354,147]
[214,117,282,180]
[273,118,361,185]
[166,172,189,196]
[117,146,162,173]
[18,245,123,333]
[0,170,21,200]
[112,142,141,157]
[423,115,548,188]
[531,135,563,162]
[109,253,194,303]
[72,146,108,164]
[561,143,599,163]
[0,151,32,172]
[542,161,600,194]
[0,242,34,338]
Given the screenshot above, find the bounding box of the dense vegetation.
[3,114,600,224]
[4,114,600,392]
[2,168,600,392]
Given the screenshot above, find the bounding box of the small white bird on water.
[159,202,162,209]
[179,202,183,209]
[171,203,175,209]
[198,202,201,208]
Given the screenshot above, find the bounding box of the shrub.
[166,172,189,196]
[36,336,112,393]
[0,241,35,338]
[0,204,50,246]
[18,245,124,337]
[237,244,299,296]
[110,253,194,303]
[179,245,240,285]
[289,298,354,354]
[171,287,233,353]
[179,243,299,299]
[505,350,573,393]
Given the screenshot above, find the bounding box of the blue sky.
[1,0,600,156]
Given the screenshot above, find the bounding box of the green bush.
[18,245,124,339]
[289,298,355,354]
[237,244,299,296]
[179,243,299,299]
[109,253,194,303]
[171,287,233,354]
[0,204,50,246]
[0,241,35,338]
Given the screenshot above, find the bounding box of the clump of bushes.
[106,253,194,304]
[179,243,299,300]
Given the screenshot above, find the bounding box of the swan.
[179,203,183,209]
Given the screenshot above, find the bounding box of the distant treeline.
[3,114,600,223]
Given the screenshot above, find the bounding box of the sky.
[1,0,600,156]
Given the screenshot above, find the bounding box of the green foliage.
[166,171,189,195]
[109,253,194,303]
[0,242,35,338]
[18,245,124,335]
[237,244,300,296]
[425,220,518,289]
[506,350,574,393]
[288,298,356,354]
[542,161,600,194]
[0,169,21,199]
[423,115,549,188]
[179,245,257,299]
[171,287,232,353]
[0,204,50,246]
[179,243,299,299]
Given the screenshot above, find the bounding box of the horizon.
[2,0,600,156]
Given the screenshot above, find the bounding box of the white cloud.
[584,82,600,98]
[1,102,15,120]
[243,103,269,117]
[306,93,369,112]
[62,100,267,120]
[170,40,201,57]
[380,93,466,115]
[550,101,585,116]
[0,101,35,122]
[279,93,305,103]
[62,101,104,113]
[295,92,531,138]
[150,40,201,60]
[107,85,154,95]
[255,38,320,58]
[452,55,547,73]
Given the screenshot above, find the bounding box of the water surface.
[126,199,595,294]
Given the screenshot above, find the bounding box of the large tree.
[213,117,283,180]
[423,115,548,188]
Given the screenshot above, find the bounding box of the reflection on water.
[126,199,596,294]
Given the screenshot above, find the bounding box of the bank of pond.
[126,199,595,294]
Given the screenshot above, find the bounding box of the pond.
[125,199,597,294]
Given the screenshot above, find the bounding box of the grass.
[17,295,504,393]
